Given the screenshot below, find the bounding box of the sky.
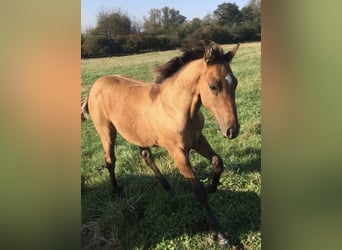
[81,0,249,32]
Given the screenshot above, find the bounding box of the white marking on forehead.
[225,73,233,86]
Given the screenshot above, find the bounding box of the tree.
[143,7,186,34]
[240,0,261,40]
[241,6,255,23]
[131,19,142,34]
[248,0,261,11]
[96,9,132,38]
[143,9,161,30]
[241,0,261,23]
[167,7,186,28]
[214,3,242,26]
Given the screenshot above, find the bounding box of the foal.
[81,42,240,246]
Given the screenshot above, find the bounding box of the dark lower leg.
[193,134,224,193]
[207,155,224,193]
[104,140,121,195]
[188,178,230,246]
[140,147,172,192]
[106,160,121,194]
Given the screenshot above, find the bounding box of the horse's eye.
[209,83,221,95]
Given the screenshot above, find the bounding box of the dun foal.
[81,42,240,247]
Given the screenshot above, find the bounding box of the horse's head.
[200,43,240,139]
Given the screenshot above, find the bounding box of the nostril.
[227,125,239,139]
[227,128,234,139]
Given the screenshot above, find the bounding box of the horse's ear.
[224,43,240,62]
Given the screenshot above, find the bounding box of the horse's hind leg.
[193,134,224,193]
[97,123,121,195]
[139,147,173,192]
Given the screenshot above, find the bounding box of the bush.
[232,22,260,42]
[82,34,117,58]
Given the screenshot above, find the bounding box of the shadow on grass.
[192,146,261,182]
[221,146,261,173]
[81,170,260,249]
[234,147,261,172]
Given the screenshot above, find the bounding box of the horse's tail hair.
[81,96,90,122]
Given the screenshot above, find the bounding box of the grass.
[81,42,261,249]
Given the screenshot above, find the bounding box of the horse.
[81,41,240,247]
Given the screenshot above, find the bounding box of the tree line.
[81,0,261,58]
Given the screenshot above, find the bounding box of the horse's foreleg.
[192,134,224,193]
[167,147,230,247]
[140,147,173,192]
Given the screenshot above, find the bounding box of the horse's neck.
[160,60,203,117]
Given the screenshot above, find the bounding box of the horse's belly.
[118,128,158,147]
[111,114,159,147]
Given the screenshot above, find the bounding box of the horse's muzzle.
[226,125,239,139]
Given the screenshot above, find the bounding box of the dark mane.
[153,41,224,83]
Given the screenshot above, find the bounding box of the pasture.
[81,42,261,249]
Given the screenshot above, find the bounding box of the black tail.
[81,96,89,122]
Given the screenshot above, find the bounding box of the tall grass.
[81,42,261,249]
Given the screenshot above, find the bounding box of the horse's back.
[89,74,147,107]
[90,74,142,94]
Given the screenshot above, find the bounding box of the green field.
[81,42,261,249]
